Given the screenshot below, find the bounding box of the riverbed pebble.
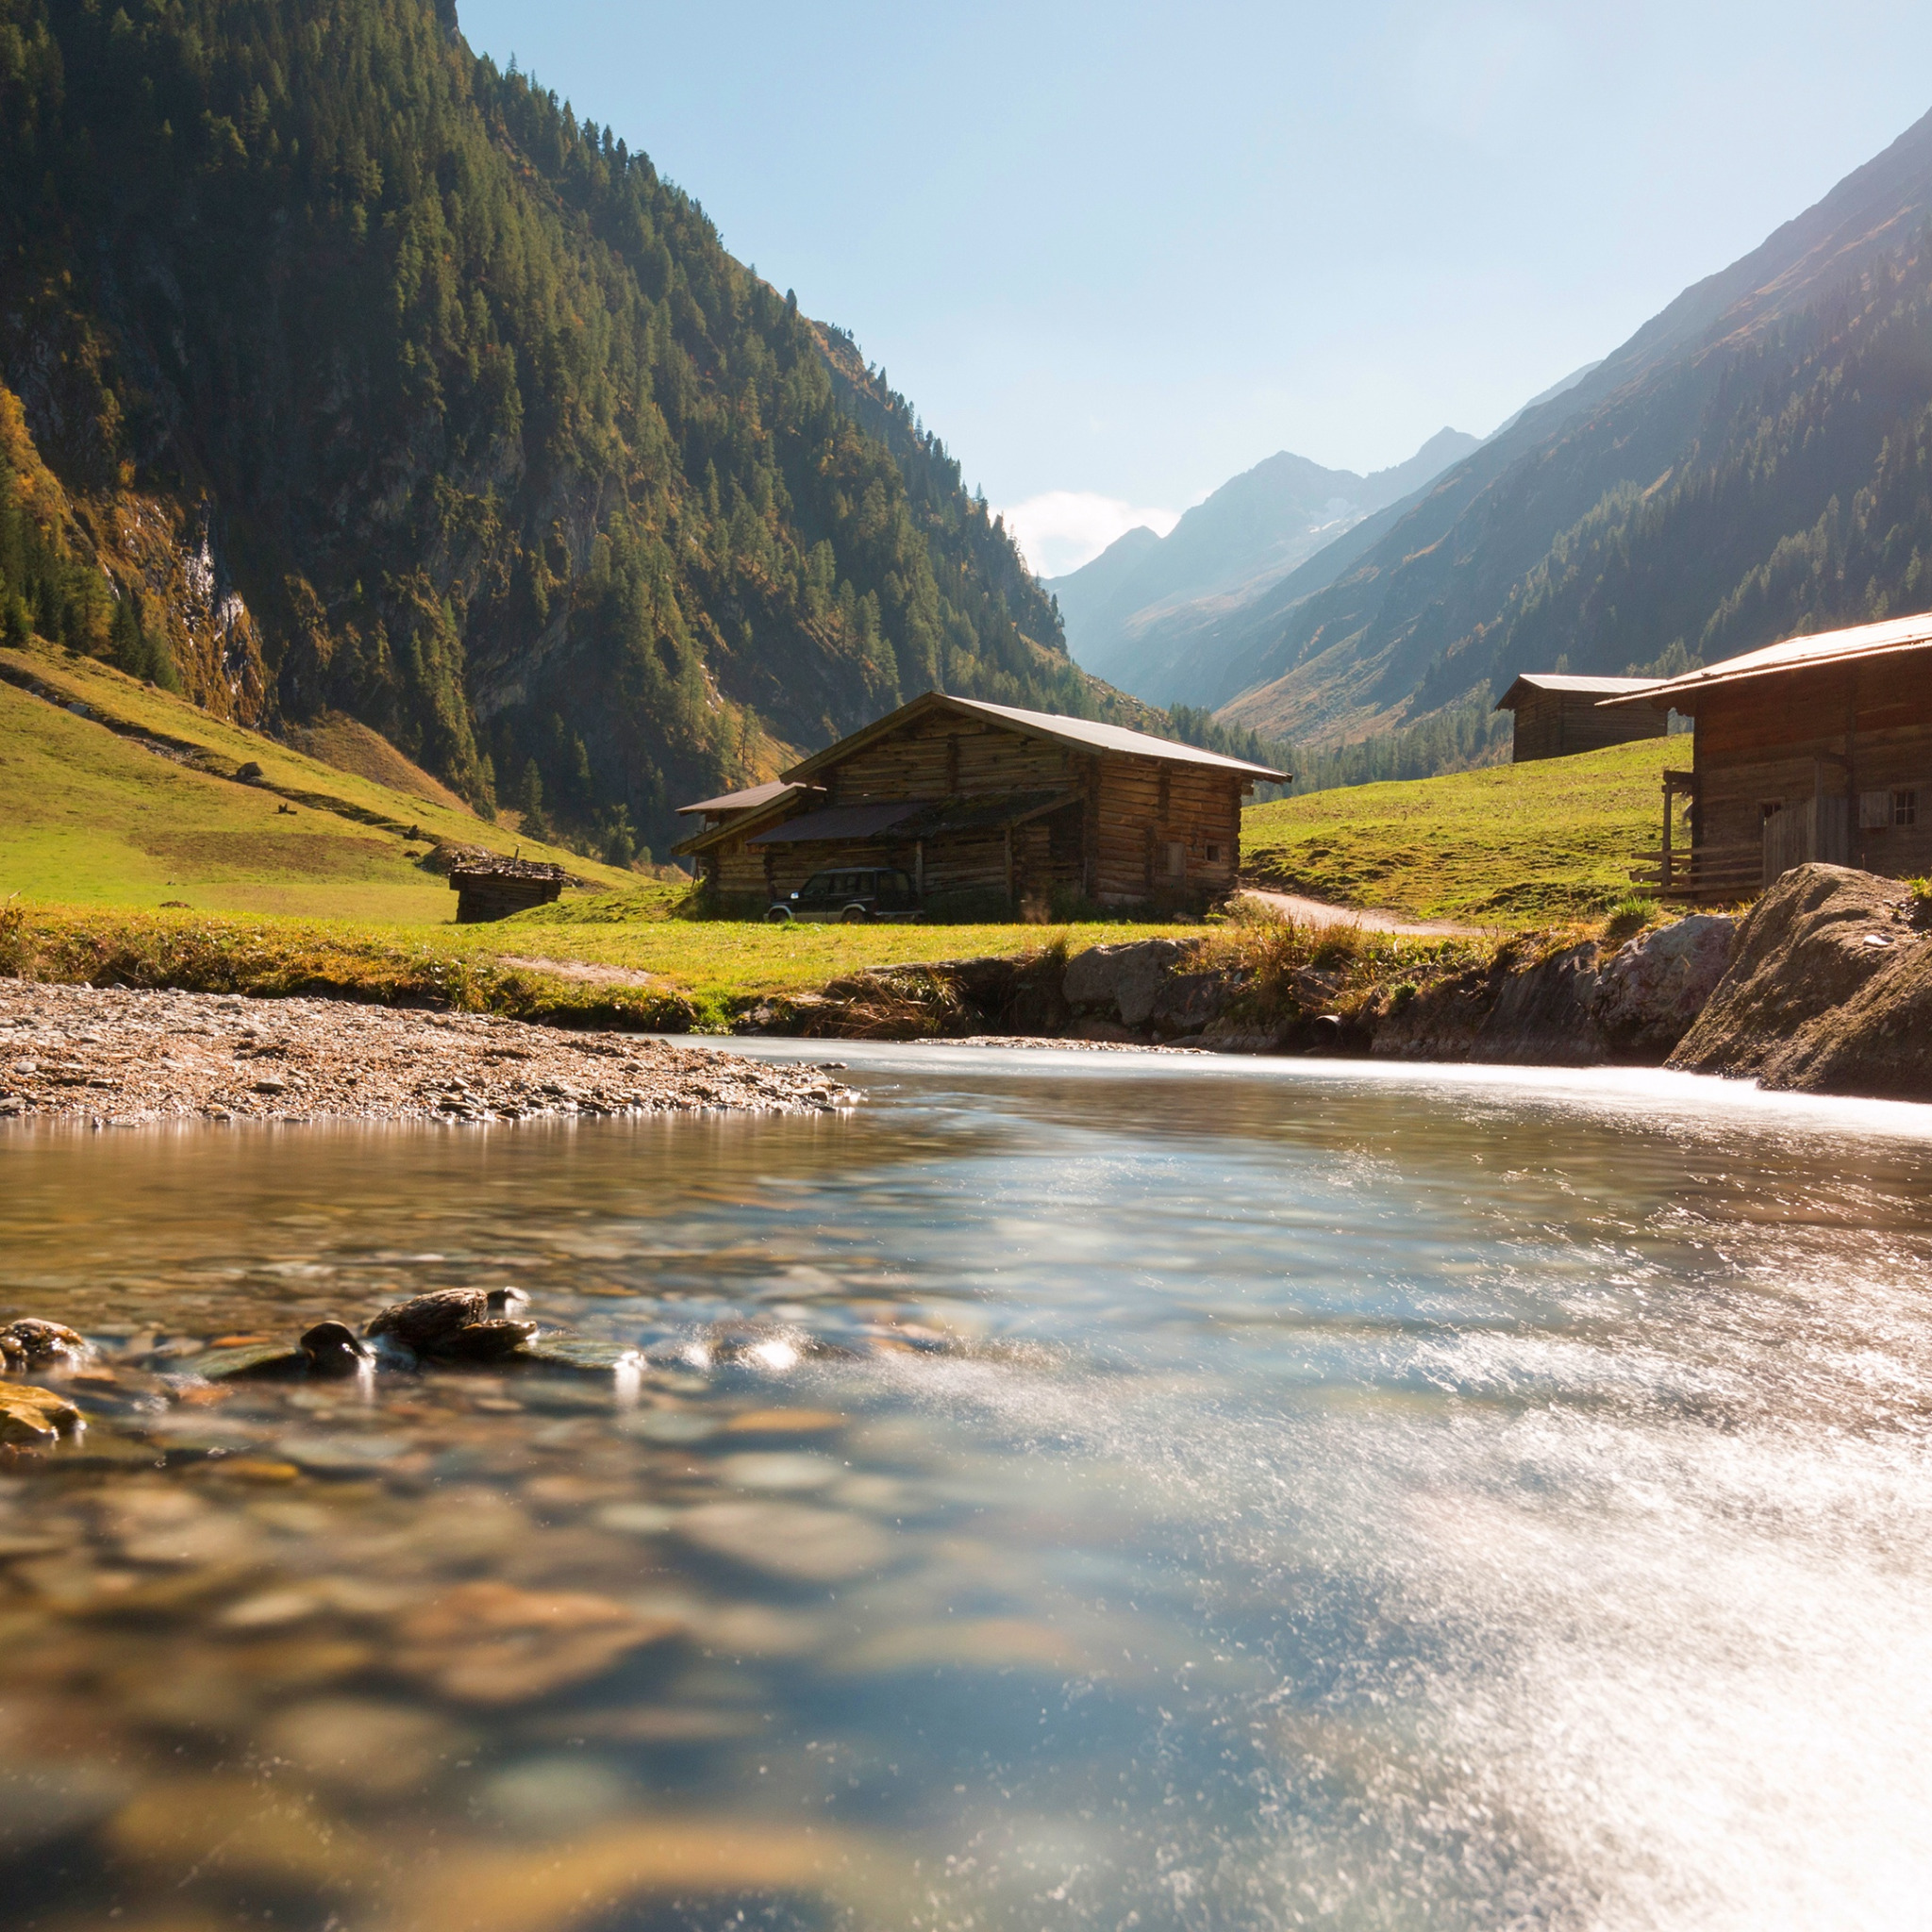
[0,978,858,1124]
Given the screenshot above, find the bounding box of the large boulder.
[1062,939,1199,1028]
[1591,913,1738,1058]
[1669,865,1932,1096]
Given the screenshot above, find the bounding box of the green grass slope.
[1241,737,1680,926]
[0,640,636,920]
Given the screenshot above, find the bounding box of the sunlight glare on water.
[2,1043,1930,1930]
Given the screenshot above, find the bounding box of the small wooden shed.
[1602,612,1932,901]
[1495,674,1669,761]
[448,857,573,923]
[675,691,1288,914]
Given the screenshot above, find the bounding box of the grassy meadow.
[1242,736,1681,925]
[0,640,635,920]
[1,636,1688,1026]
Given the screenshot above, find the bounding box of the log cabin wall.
[1510,690,1666,761]
[692,707,1254,910]
[1091,757,1242,904]
[1691,656,1932,882]
[823,716,1076,804]
[1510,692,1563,763]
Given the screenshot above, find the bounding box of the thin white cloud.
[998,491,1181,580]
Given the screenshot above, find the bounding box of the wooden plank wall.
[1694,658,1932,881]
[701,712,1245,908]
[825,717,1075,803]
[1511,691,1665,762]
[1092,758,1242,903]
[1510,692,1562,763]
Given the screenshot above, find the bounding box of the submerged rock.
[199,1322,373,1382]
[511,1334,643,1375]
[677,1498,891,1582]
[391,1579,682,1705]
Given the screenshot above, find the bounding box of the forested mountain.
[1047,427,1477,705]
[1215,107,1932,745]
[0,0,1127,861]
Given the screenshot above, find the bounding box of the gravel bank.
[0,977,855,1124]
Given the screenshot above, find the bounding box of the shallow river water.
[4,1044,1932,1932]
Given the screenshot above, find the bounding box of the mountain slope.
[1048,427,1477,705]
[0,0,1129,860]
[1217,106,1932,744]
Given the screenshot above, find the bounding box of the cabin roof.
[1599,611,1932,709]
[780,691,1291,783]
[746,790,1074,847]
[1494,673,1660,711]
[675,779,814,817]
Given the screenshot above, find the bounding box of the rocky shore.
[0,979,855,1124]
[733,913,1744,1069]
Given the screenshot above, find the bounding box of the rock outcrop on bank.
[0,980,855,1124]
[737,912,1743,1069]
[1669,865,1932,1098]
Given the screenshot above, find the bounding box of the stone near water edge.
[1062,938,1197,1029]
[365,1285,531,1357]
[1668,864,1932,1098]
[0,1318,94,1371]
[1592,912,1738,1058]
[0,1380,85,1448]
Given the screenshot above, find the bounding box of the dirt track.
[1239,888,1482,939]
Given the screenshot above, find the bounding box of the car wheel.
[765,906,793,924]
[840,905,870,924]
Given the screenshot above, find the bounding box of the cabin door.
[1762,795,1849,885]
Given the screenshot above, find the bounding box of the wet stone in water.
[390,1580,685,1705]
[676,1500,892,1583]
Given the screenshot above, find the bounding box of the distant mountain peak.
[1046,425,1479,704]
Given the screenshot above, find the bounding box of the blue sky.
[458,1,1932,575]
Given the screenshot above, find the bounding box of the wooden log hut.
[447,856,574,923]
[675,692,1289,914]
[1602,612,1932,901]
[1494,674,1669,761]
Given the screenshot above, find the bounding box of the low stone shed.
[1604,610,1932,900]
[675,691,1288,913]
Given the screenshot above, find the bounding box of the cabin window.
[1860,791,1894,831]
[1896,789,1919,828]
[1205,841,1223,864]
[1162,841,1187,878]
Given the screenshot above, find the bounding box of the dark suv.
[766,867,920,924]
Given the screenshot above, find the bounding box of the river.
[3,1044,1931,1930]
